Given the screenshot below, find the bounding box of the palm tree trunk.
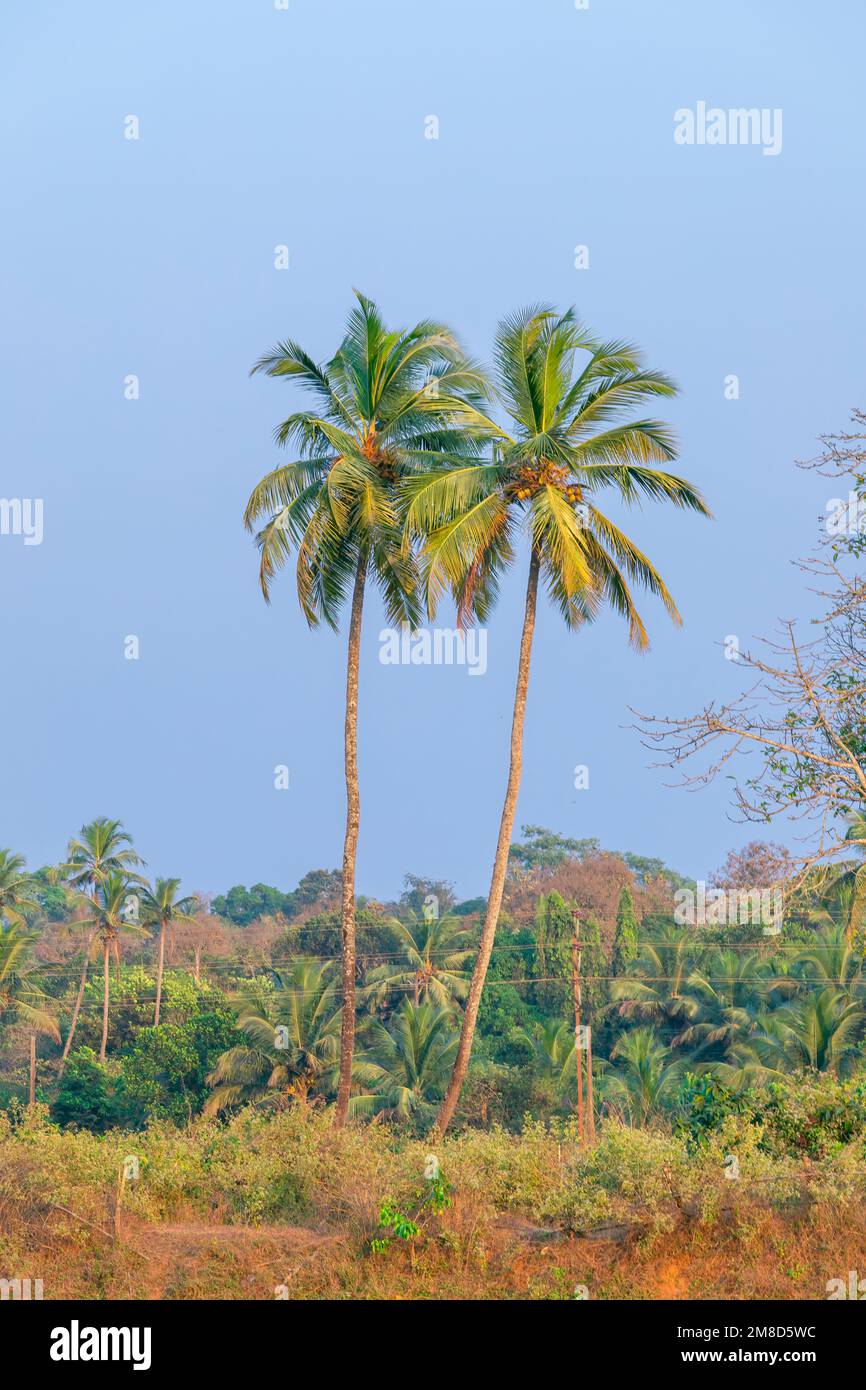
[59,929,96,1075]
[334,549,368,1127]
[194,944,201,986]
[99,939,110,1064]
[436,546,541,1134]
[154,923,166,1025]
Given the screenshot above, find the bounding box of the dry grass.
[1,1104,863,1300]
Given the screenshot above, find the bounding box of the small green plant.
[676,1073,755,1152]
[426,1172,452,1214]
[369,1165,451,1253]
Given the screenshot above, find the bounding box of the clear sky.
[2,0,864,901]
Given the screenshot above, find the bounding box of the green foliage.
[0,922,58,1039]
[510,826,599,874]
[212,870,341,925]
[620,852,693,892]
[51,1048,118,1131]
[353,1001,459,1125]
[399,874,456,918]
[612,886,639,977]
[675,1072,756,1153]
[363,911,473,1011]
[0,849,39,928]
[207,959,341,1115]
[371,1166,451,1253]
[75,966,220,1055]
[120,1009,236,1127]
[533,891,572,1014]
[291,906,395,967]
[758,1074,866,1160]
[211,883,292,926]
[475,929,534,1041]
[452,896,487,917]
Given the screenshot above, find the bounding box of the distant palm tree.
[0,923,59,1041]
[245,291,484,1125]
[363,912,474,1009]
[206,959,341,1114]
[834,812,866,941]
[60,818,144,1070]
[0,849,38,927]
[601,1026,686,1125]
[794,922,864,991]
[512,1017,577,1099]
[753,987,866,1075]
[84,873,147,1063]
[353,1001,459,1123]
[405,307,709,1132]
[673,950,768,1061]
[139,878,198,1025]
[610,926,700,1039]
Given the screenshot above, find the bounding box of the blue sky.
[1,0,864,900]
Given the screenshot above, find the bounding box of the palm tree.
[406,307,710,1132]
[0,923,59,1041]
[205,959,341,1114]
[0,849,39,928]
[362,911,474,1009]
[139,878,198,1025]
[352,1000,459,1123]
[512,1017,577,1100]
[833,812,866,942]
[60,818,144,1071]
[245,291,484,1126]
[85,873,147,1063]
[610,926,701,1041]
[793,922,864,991]
[672,950,769,1061]
[753,987,866,1075]
[601,1026,686,1125]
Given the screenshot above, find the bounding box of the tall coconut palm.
[362,911,474,1009]
[138,878,198,1025]
[0,849,38,927]
[405,307,710,1132]
[205,959,341,1114]
[60,818,144,1070]
[84,873,147,1063]
[0,923,59,1041]
[245,291,485,1126]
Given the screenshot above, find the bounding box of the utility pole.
[570,910,584,1143]
[29,1033,36,1107]
[585,990,596,1144]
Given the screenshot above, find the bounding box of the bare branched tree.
[637,413,866,894]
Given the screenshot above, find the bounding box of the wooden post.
[28,1033,36,1107]
[571,911,584,1143]
[114,1162,127,1240]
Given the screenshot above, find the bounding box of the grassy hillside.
[2,1103,863,1300]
